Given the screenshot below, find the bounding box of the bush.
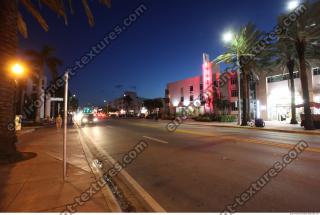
[219,115,236,122]
[194,114,236,122]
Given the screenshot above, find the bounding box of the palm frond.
[99,0,112,8]
[20,0,49,31]
[17,11,28,38]
[40,0,68,25]
[82,0,95,26]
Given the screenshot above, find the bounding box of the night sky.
[20,0,287,106]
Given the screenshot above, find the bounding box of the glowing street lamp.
[222,31,234,43]
[11,63,25,77]
[287,0,300,11]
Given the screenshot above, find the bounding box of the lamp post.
[104,100,108,114]
[222,31,242,125]
[10,62,26,117]
[63,72,69,181]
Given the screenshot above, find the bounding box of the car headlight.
[93,118,98,122]
[82,118,88,123]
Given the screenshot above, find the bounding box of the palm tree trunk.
[35,73,43,123]
[241,69,249,126]
[287,60,298,124]
[296,39,315,130]
[0,0,19,159]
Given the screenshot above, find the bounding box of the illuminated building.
[165,53,320,121]
[166,54,220,116]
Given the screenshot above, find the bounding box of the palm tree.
[259,35,320,125]
[26,45,62,123]
[280,1,320,130]
[0,0,111,160]
[259,39,300,124]
[214,23,264,126]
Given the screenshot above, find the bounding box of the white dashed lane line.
[142,136,169,144]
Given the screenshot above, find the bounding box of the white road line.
[142,136,169,144]
[79,129,166,212]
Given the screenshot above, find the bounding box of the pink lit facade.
[166,54,225,116]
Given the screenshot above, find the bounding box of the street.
[78,119,320,212]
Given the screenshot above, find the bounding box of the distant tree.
[144,99,164,113]
[123,95,133,114]
[69,96,79,112]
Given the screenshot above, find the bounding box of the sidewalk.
[183,120,320,135]
[0,127,111,212]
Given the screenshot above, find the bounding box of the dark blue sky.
[20,0,287,106]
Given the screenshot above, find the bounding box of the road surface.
[78,119,320,212]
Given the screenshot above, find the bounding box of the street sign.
[51,97,64,102]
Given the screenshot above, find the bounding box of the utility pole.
[63,72,69,181]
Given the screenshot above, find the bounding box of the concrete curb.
[184,122,320,136]
[16,128,36,136]
[78,126,166,212]
[77,129,122,212]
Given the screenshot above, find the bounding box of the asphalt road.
[79,119,320,212]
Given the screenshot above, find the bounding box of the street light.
[287,0,300,11]
[9,61,27,130]
[222,31,234,43]
[221,31,242,125]
[10,62,25,78]
[11,63,24,76]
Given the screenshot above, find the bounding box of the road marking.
[142,136,168,144]
[79,129,166,212]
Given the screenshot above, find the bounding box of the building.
[165,53,320,121]
[23,76,48,119]
[166,54,221,116]
[109,91,143,115]
[257,68,320,121]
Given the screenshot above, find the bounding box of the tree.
[123,95,133,115]
[69,95,79,112]
[214,23,264,126]
[0,0,111,161]
[259,35,320,125]
[280,1,320,130]
[259,39,300,124]
[143,99,164,113]
[26,45,62,123]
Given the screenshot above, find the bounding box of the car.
[81,113,98,125]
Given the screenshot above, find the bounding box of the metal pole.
[63,72,69,181]
[237,55,242,125]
